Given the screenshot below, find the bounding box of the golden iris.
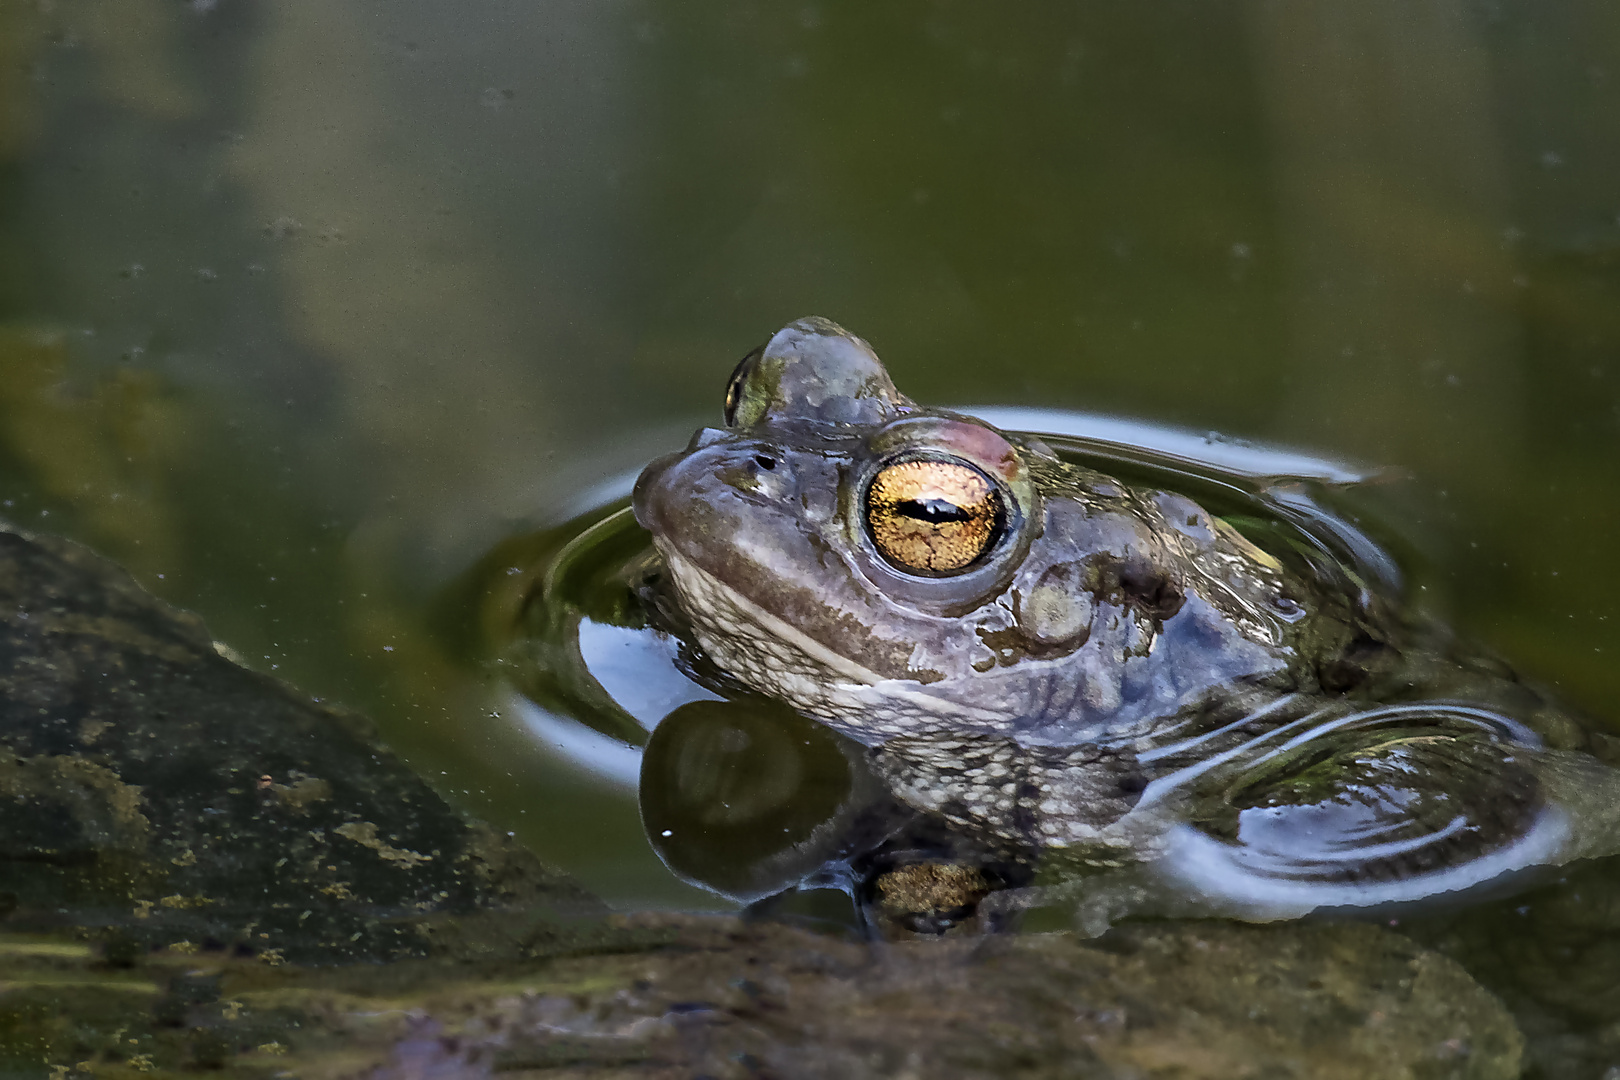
[865,459,1003,573]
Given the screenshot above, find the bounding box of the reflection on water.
[641,698,869,902]
[489,412,1620,940]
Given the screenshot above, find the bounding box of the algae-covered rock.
[0,916,1520,1079]
[0,522,601,964]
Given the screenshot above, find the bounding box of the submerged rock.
[0,524,1523,1078]
[0,523,602,964]
[0,915,1521,1078]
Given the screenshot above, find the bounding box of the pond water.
[1,0,1619,1074]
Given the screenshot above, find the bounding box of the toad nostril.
[753,454,777,471]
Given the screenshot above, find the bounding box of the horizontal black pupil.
[897,498,972,523]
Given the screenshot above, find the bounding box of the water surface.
[2,1,1619,1073]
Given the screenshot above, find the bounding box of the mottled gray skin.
[633,317,1577,862]
[637,319,1356,737]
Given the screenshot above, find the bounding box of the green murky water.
[2,1,1619,1074]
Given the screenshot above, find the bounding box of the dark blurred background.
[0,0,1615,902]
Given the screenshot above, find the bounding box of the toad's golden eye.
[865,459,1004,574]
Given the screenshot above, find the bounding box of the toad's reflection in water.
[639,697,878,904]
[481,318,1620,937]
[634,691,1603,937]
[639,696,1032,936]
